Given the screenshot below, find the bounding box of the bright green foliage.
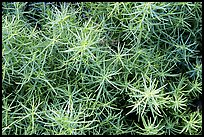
[2,2,202,135]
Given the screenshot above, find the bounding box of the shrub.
[2,2,202,135]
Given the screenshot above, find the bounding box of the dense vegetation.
[2,2,202,135]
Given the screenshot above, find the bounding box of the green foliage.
[2,2,202,135]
